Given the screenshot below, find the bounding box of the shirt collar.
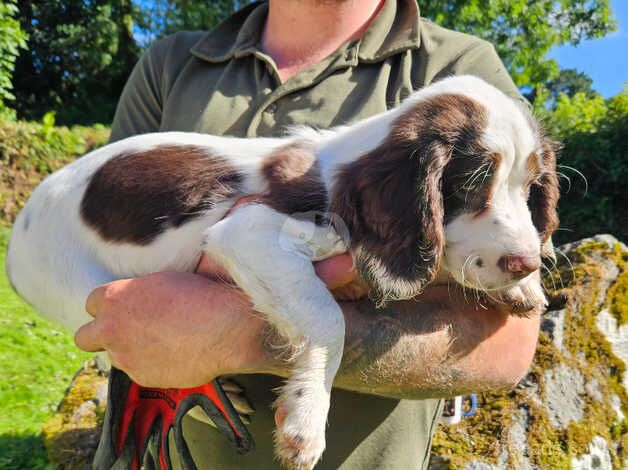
[190,0,421,64]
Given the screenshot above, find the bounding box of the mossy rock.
[42,359,108,469]
[430,235,628,469]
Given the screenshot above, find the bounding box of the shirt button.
[266,103,278,114]
[344,49,354,61]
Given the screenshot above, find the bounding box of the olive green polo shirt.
[109,1,522,469]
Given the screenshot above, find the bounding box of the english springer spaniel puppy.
[7,76,558,469]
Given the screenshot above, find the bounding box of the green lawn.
[0,226,90,469]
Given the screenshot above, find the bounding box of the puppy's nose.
[498,255,540,279]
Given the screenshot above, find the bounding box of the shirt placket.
[244,43,360,137]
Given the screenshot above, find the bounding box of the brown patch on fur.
[529,137,560,242]
[518,104,560,243]
[81,145,244,244]
[526,150,540,176]
[330,93,489,303]
[260,142,327,216]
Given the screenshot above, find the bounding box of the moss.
[41,360,107,469]
[430,239,628,469]
[606,246,628,324]
[431,393,515,468]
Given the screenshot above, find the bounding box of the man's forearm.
[331,286,541,400]
[76,269,539,395]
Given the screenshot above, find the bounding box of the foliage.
[541,85,628,243]
[11,0,139,124]
[0,0,27,112]
[0,228,91,469]
[6,0,619,124]
[134,0,243,45]
[547,68,597,100]
[528,68,598,106]
[420,0,616,91]
[0,114,109,224]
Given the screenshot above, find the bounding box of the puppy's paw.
[274,389,328,470]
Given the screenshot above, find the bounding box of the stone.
[541,309,566,351]
[585,377,603,402]
[464,461,495,470]
[571,436,612,470]
[506,408,535,470]
[543,364,585,428]
[610,394,625,421]
[42,359,108,470]
[596,308,628,389]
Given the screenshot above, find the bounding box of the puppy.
[7,76,558,469]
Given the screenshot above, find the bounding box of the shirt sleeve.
[109,37,173,143]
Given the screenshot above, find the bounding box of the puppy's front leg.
[203,204,346,470]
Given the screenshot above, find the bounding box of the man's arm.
[75,260,539,399]
[335,289,539,399]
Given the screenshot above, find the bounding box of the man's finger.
[314,254,357,289]
[85,285,106,318]
[74,320,105,352]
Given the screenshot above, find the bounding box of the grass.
[0,226,90,469]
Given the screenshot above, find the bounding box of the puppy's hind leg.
[203,204,346,470]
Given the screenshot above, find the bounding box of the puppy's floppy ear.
[529,137,560,243]
[330,137,452,305]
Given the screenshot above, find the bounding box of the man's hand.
[74,254,359,387]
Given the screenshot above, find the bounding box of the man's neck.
[262,0,385,82]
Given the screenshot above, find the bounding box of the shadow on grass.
[0,428,101,470]
[0,433,49,470]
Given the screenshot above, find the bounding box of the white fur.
[6,75,547,469]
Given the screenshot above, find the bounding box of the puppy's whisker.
[556,249,576,283]
[461,163,491,206]
[153,209,209,221]
[557,164,588,194]
[541,264,556,293]
[478,277,502,305]
[545,256,564,290]
[460,255,472,305]
[474,276,490,310]
[556,171,572,193]
[460,255,481,305]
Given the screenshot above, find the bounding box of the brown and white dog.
[6,76,558,469]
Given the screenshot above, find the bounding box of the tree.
[134,0,243,45]
[419,0,616,91]
[11,0,140,124]
[527,68,598,105]
[543,86,628,242]
[0,0,27,113]
[545,68,598,106]
[9,0,618,124]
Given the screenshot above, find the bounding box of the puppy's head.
[331,76,559,309]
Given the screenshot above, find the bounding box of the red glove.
[93,368,254,469]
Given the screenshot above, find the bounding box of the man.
[73,0,541,468]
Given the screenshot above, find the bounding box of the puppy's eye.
[442,153,499,221]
